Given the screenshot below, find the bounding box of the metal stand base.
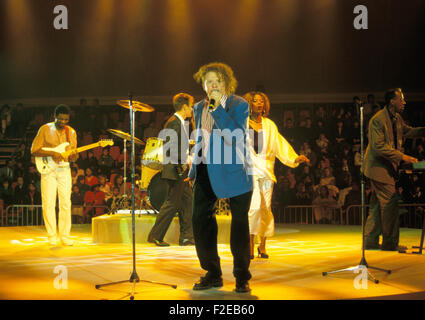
[95,271,177,300]
[323,257,391,284]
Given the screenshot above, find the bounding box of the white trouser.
[41,166,72,240]
[248,176,274,237]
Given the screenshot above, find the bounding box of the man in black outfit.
[364,88,425,251]
[187,62,253,293]
[147,93,195,247]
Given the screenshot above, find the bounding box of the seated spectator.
[71,185,84,223]
[412,186,425,204]
[298,165,314,185]
[295,182,313,205]
[413,144,425,161]
[22,182,41,206]
[348,120,361,147]
[312,185,339,224]
[282,118,297,146]
[80,150,98,171]
[0,179,14,209]
[313,119,328,139]
[83,184,106,222]
[397,185,413,204]
[98,147,114,176]
[12,176,27,205]
[12,143,29,163]
[76,175,90,198]
[10,103,28,138]
[334,119,348,146]
[71,162,85,178]
[14,161,25,179]
[299,141,317,168]
[106,186,122,213]
[84,167,99,187]
[316,133,330,150]
[273,177,295,208]
[113,174,125,196]
[98,174,112,201]
[319,167,339,198]
[342,181,362,210]
[284,168,296,190]
[1,104,12,138]
[24,164,40,192]
[336,167,352,190]
[0,159,15,182]
[71,167,79,185]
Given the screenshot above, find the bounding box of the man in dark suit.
[364,88,425,251]
[147,93,195,247]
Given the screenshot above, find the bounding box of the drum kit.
[108,97,230,215]
[107,99,166,214]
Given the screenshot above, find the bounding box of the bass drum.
[147,172,168,211]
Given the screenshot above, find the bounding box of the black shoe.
[148,238,170,247]
[193,276,223,290]
[180,239,195,246]
[382,244,407,252]
[235,280,251,293]
[250,255,254,260]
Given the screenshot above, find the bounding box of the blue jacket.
[188,94,253,198]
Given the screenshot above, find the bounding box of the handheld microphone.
[209,99,216,110]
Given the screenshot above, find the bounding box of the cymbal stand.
[95,93,176,299]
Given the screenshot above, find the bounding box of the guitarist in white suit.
[31,104,78,246]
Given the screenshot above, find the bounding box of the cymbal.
[107,129,145,145]
[117,100,155,112]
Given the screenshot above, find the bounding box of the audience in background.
[0,97,424,227]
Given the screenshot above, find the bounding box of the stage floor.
[0,224,424,300]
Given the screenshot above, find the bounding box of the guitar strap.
[64,125,70,143]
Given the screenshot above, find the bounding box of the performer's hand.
[402,154,418,164]
[208,89,223,108]
[295,155,310,164]
[51,151,65,163]
[68,150,79,162]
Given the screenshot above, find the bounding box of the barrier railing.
[1,205,110,227]
[277,203,425,228]
[346,203,425,229]
[280,205,343,225]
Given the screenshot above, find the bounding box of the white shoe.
[61,238,74,246]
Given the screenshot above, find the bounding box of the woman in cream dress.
[244,92,310,258]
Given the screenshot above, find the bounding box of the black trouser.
[192,164,252,281]
[365,179,400,249]
[148,178,193,243]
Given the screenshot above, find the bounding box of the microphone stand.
[95,93,176,300]
[322,104,391,283]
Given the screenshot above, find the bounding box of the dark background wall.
[1,0,424,102]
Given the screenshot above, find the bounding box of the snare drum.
[142,137,163,170]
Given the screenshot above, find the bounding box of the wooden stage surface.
[0,223,424,300]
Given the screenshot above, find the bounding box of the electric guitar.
[35,140,114,174]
